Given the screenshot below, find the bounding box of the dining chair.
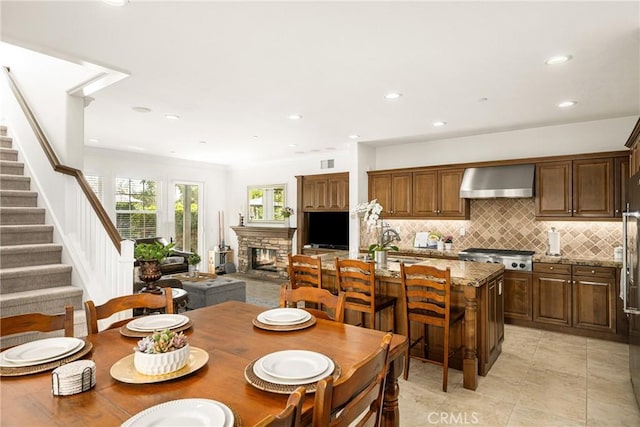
[400,263,464,392]
[0,306,74,349]
[312,333,392,427]
[253,386,306,427]
[334,258,396,332]
[288,254,323,289]
[84,289,174,334]
[280,284,346,323]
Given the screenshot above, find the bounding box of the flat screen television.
[307,212,349,250]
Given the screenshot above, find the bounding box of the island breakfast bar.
[319,255,505,390]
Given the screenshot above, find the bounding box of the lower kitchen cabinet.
[572,265,616,334]
[533,263,572,326]
[487,275,504,363]
[504,271,533,321]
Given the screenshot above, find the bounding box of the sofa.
[133,237,191,275]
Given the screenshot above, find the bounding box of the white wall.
[84,147,228,261]
[373,116,637,170]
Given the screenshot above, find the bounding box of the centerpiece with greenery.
[187,253,202,277]
[134,241,175,294]
[354,199,399,264]
[282,206,294,226]
[134,329,190,375]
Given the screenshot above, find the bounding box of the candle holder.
[238,214,244,226]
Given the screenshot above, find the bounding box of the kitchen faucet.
[381,227,401,247]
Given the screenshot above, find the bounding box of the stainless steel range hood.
[459,164,535,198]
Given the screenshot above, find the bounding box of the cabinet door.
[486,276,503,362]
[572,266,616,333]
[327,176,348,210]
[369,174,392,216]
[573,158,614,217]
[533,273,571,326]
[314,179,328,210]
[503,271,532,320]
[439,168,468,218]
[536,161,572,217]
[412,170,438,217]
[302,180,317,210]
[390,173,412,217]
[615,156,629,217]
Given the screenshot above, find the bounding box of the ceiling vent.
[321,159,335,169]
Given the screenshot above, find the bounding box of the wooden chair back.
[84,289,174,334]
[312,333,392,427]
[1,306,74,349]
[280,284,346,323]
[288,254,323,289]
[253,386,306,427]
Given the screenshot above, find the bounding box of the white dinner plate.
[253,353,334,385]
[1,337,85,365]
[257,308,310,325]
[259,350,329,380]
[127,314,189,332]
[122,398,233,427]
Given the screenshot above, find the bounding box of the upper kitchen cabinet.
[299,172,349,212]
[369,172,412,217]
[413,169,469,218]
[625,118,640,175]
[536,153,627,220]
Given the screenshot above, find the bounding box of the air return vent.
[321,159,335,169]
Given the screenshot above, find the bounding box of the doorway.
[172,182,202,255]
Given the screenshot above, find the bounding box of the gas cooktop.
[459,248,535,256]
[458,248,535,271]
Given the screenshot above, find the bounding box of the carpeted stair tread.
[0,174,31,191]
[0,286,83,315]
[0,224,53,245]
[0,160,24,175]
[0,190,38,207]
[0,243,63,267]
[1,264,72,294]
[0,208,46,225]
[0,148,18,161]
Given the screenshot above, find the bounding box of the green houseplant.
[187,253,202,277]
[134,241,175,293]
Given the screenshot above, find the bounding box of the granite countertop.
[319,252,504,287]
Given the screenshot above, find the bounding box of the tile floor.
[230,273,640,426]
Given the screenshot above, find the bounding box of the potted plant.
[134,329,189,375]
[282,206,294,227]
[443,235,453,251]
[354,199,399,265]
[187,253,202,277]
[134,241,175,293]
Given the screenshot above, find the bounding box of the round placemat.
[244,356,340,394]
[120,319,194,338]
[0,340,93,377]
[231,407,242,427]
[252,316,316,332]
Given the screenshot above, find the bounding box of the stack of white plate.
[122,399,234,427]
[253,350,334,385]
[127,314,189,332]
[0,337,85,368]
[256,308,311,326]
[52,360,96,396]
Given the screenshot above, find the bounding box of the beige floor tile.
[532,342,587,378]
[507,405,585,427]
[436,388,515,427]
[588,375,639,409]
[587,397,640,427]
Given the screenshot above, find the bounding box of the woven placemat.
[0,340,93,377]
[231,407,242,427]
[244,356,341,394]
[252,316,316,332]
[119,319,194,338]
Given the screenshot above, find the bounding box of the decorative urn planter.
[134,344,190,375]
[138,259,163,294]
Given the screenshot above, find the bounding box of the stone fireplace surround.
[231,226,296,281]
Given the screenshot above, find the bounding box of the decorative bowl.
[134,344,190,375]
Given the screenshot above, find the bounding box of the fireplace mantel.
[231,226,296,239]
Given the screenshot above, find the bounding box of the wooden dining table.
[1,301,408,426]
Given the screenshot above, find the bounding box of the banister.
[2,66,122,253]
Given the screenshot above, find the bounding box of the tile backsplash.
[360,198,622,259]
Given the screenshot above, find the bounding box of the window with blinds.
[85,175,104,202]
[115,177,158,239]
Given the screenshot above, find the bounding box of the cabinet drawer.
[533,263,571,275]
[572,265,615,278]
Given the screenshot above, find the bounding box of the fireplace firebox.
[251,248,277,272]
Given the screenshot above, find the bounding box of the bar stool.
[288,254,323,289]
[334,257,396,332]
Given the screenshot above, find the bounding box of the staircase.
[0,125,84,345]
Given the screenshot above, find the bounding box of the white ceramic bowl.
[134,344,190,375]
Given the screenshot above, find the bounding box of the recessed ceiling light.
[199,140,207,144]
[169,150,176,154]
[558,100,577,108]
[348,134,360,139]
[165,114,180,120]
[432,121,447,127]
[385,92,402,100]
[325,147,336,151]
[288,114,303,120]
[88,138,100,143]
[478,97,489,102]
[132,106,151,113]
[102,0,128,6]
[288,144,297,147]
[545,55,572,65]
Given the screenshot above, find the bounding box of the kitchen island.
[318,254,505,390]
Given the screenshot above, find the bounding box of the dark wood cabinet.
[572,265,616,334]
[369,167,468,219]
[486,275,504,365]
[327,176,348,210]
[300,173,349,212]
[536,155,625,219]
[503,271,533,321]
[533,263,572,326]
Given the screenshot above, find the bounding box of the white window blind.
[115,177,158,239]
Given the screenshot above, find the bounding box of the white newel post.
[118,239,135,297]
